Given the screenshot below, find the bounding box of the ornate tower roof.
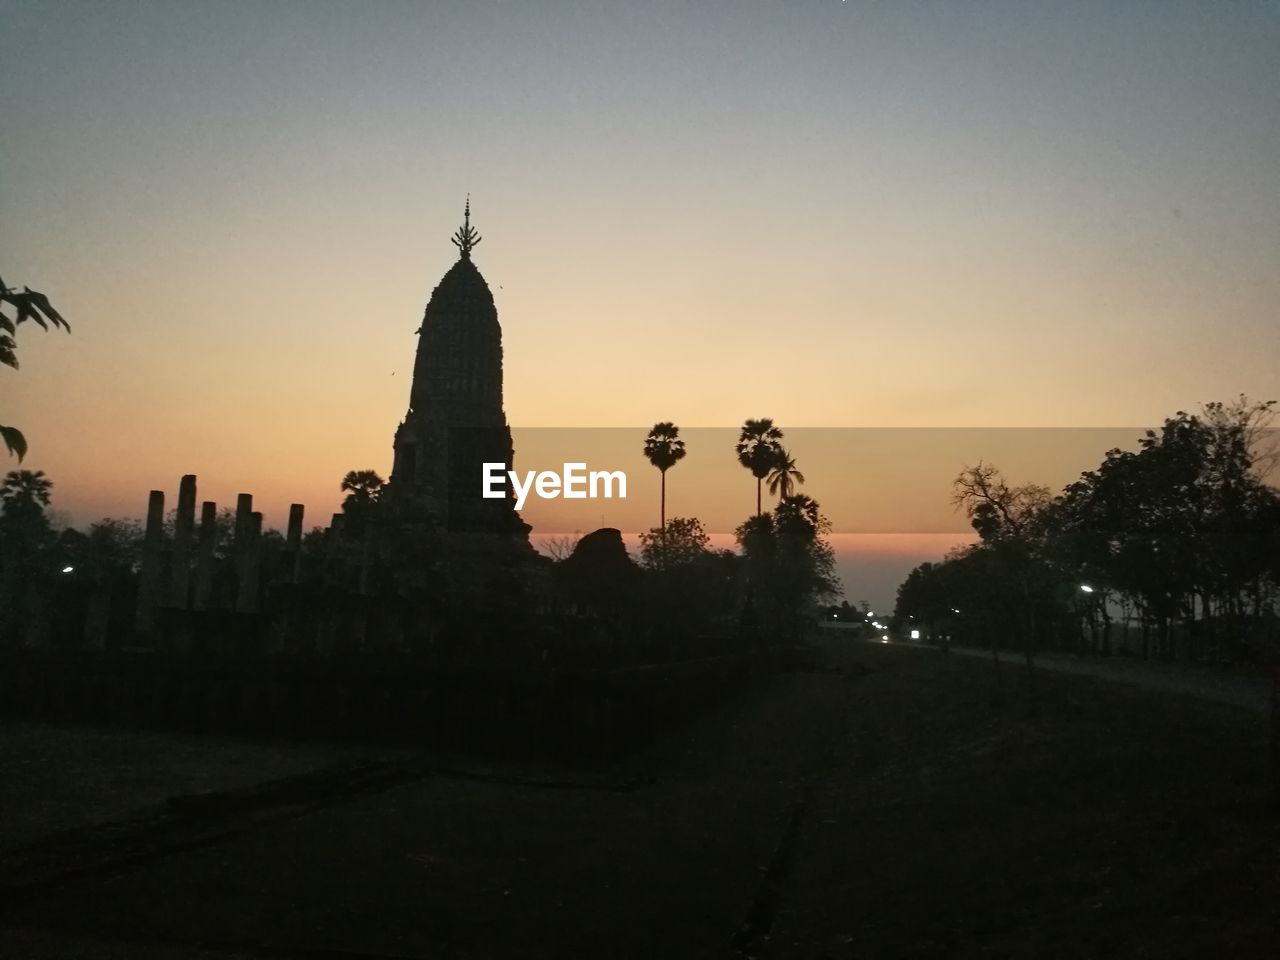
[406,200,504,423]
[387,200,526,543]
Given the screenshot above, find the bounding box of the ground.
[1,639,1276,958]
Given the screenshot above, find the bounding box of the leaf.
[23,289,70,332]
[0,335,17,370]
[0,424,27,461]
[14,297,47,330]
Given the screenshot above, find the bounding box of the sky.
[2,1,1277,608]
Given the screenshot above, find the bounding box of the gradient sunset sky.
[2,1,1277,607]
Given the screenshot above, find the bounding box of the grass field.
[2,640,1277,958]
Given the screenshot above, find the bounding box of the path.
[943,642,1274,714]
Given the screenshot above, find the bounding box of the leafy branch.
[1,276,72,460]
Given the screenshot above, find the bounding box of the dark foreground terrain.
[1,639,1276,958]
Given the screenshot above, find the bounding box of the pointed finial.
[451,195,482,259]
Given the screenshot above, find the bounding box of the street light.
[60,565,74,574]
[1080,584,1095,594]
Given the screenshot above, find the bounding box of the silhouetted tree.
[0,469,53,524]
[736,418,784,516]
[766,448,805,503]
[1054,404,1279,662]
[638,517,742,640]
[80,518,144,575]
[1203,394,1279,479]
[341,469,384,509]
[736,494,839,641]
[340,469,384,535]
[0,468,57,642]
[643,422,686,529]
[952,461,1051,542]
[1,279,71,460]
[952,462,1053,669]
[638,516,710,570]
[894,562,949,639]
[540,533,582,562]
[897,397,1280,673]
[50,519,144,630]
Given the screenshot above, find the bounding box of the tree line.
[894,397,1280,666]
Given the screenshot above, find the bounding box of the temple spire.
[450,195,482,259]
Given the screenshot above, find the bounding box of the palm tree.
[340,469,384,513]
[774,493,822,539]
[736,418,784,516]
[0,470,54,545]
[643,422,686,529]
[0,468,52,516]
[767,449,805,502]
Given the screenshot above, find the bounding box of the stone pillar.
[233,493,253,611]
[193,501,217,611]
[286,503,304,583]
[169,474,196,608]
[135,490,165,643]
[234,493,253,555]
[236,511,263,614]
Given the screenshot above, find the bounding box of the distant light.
[952,608,961,614]
[881,636,889,643]
[910,629,921,640]
[1080,584,1095,593]
[868,611,874,616]
[61,565,74,574]
[832,613,838,619]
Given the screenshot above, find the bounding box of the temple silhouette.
[386,200,528,538]
[377,199,539,600]
[7,201,551,658]
[0,200,775,757]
